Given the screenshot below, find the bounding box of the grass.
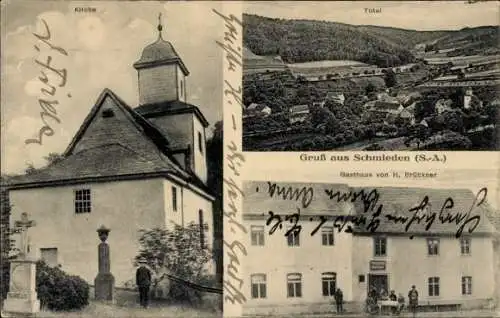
[32,301,221,318]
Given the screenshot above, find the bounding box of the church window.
[180,80,184,97]
[74,189,91,213]
[172,186,177,212]
[198,132,203,154]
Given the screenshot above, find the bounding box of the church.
[7,18,216,287]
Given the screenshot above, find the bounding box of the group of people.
[366,285,419,316]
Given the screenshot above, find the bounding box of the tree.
[206,121,223,281]
[1,177,14,300]
[25,163,37,175]
[450,88,465,108]
[44,153,64,166]
[442,110,465,133]
[135,224,215,303]
[384,69,397,88]
[415,99,436,120]
[365,83,376,95]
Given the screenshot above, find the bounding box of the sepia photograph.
[1,1,223,317]
[241,179,500,317]
[241,1,500,152]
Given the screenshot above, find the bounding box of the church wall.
[192,115,208,183]
[163,179,215,274]
[9,178,166,287]
[138,64,177,105]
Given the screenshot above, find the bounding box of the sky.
[244,1,499,31]
[1,0,223,174]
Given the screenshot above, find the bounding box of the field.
[288,60,368,68]
[423,54,500,66]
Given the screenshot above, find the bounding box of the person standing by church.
[136,258,152,308]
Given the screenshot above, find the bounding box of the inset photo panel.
[1,1,224,317]
[241,1,500,152]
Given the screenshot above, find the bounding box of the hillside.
[425,26,499,56]
[243,14,498,67]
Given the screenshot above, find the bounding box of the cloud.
[77,16,107,51]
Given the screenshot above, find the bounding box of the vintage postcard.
[1,1,224,317]
[241,1,499,152]
[221,1,500,318]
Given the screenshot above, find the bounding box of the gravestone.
[94,225,115,301]
[3,212,40,316]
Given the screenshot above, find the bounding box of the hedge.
[36,261,89,311]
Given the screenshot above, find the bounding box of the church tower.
[133,14,208,183]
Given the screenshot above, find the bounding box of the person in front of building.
[366,287,379,314]
[380,288,388,300]
[389,290,397,314]
[334,288,344,313]
[408,285,419,317]
[136,257,153,308]
[397,293,405,314]
[389,290,397,301]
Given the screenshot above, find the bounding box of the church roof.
[135,100,209,127]
[133,37,189,75]
[7,89,211,198]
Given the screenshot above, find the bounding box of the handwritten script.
[264,182,487,239]
[25,18,69,145]
[214,8,247,307]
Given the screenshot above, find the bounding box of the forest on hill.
[243,14,498,67]
[425,26,499,56]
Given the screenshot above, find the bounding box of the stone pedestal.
[94,238,115,301]
[94,272,115,301]
[3,258,40,316]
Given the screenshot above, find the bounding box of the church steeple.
[133,13,189,106]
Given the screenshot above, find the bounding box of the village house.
[435,99,454,114]
[464,88,482,110]
[6,20,215,287]
[325,91,345,105]
[246,103,272,117]
[241,181,497,316]
[289,105,310,124]
[367,99,405,122]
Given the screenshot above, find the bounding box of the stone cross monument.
[3,212,40,316]
[94,225,115,301]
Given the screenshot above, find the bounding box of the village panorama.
[242,14,499,151]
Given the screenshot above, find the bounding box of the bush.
[135,224,216,304]
[36,261,89,311]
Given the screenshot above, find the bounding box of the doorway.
[368,274,388,296]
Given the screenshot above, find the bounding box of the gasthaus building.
[6,22,216,287]
[241,181,497,316]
